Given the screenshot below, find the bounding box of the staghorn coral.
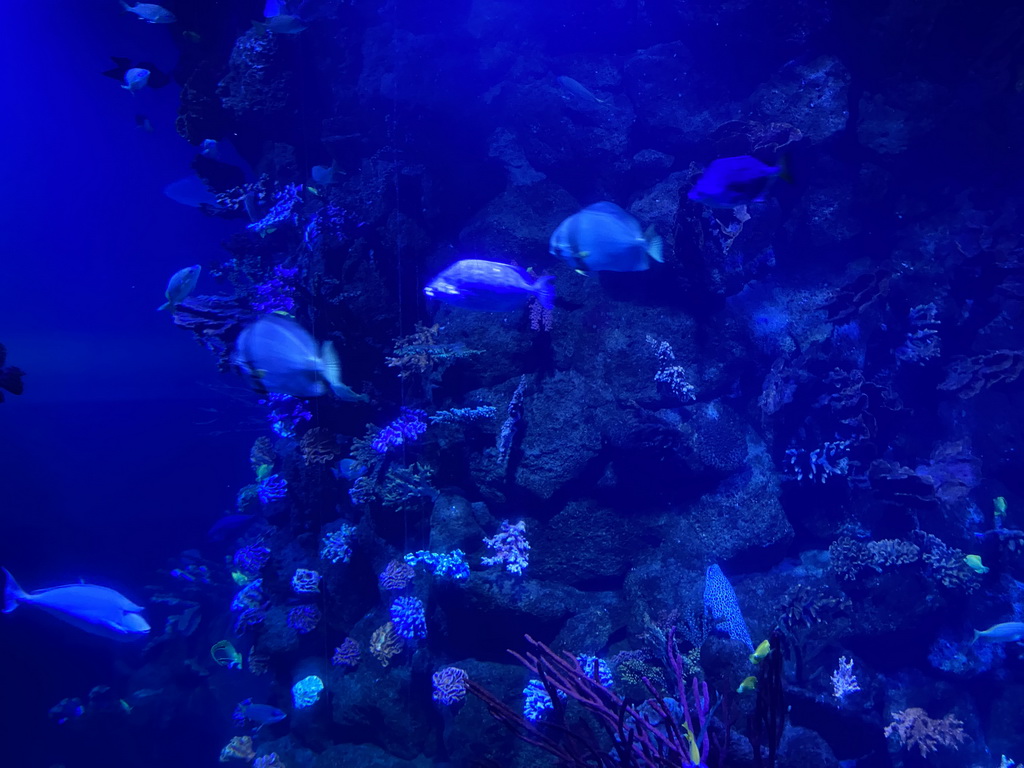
[370,622,402,667]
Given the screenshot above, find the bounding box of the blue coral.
[372,408,428,454]
[404,549,469,581]
[390,596,427,640]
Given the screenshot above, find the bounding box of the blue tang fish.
[549,202,663,273]
[424,259,555,312]
[687,155,786,209]
[232,314,367,402]
[3,568,150,642]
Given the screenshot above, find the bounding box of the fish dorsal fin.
[586,201,629,218]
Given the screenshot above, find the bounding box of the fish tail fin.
[321,341,341,388]
[157,302,172,311]
[119,0,131,11]
[534,275,556,311]
[3,568,27,613]
[971,629,981,645]
[321,342,366,401]
[777,154,793,184]
[644,227,664,263]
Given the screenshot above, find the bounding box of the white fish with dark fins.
[232,314,367,402]
[120,2,176,23]
[2,568,150,642]
[550,201,663,273]
[122,67,150,92]
[158,265,201,311]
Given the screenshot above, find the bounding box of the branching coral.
[385,323,481,380]
[885,707,967,757]
[939,350,1024,398]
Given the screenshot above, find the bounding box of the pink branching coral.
[884,707,967,757]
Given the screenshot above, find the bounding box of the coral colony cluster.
[37,0,1024,766]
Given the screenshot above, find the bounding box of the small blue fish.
[424,259,555,312]
[3,568,150,642]
[120,2,176,23]
[550,202,663,273]
[158,265,201,311]
[687,155,786,209]
[236,698,287,726]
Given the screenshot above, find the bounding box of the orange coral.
[370,621,402,667]
[885,707,967,757]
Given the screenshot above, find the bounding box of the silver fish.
[557,76,608,104]
[972,621,1024,644]
[424,259,555,312]
[122,68,150,92]
[158,265,201,311]
[232,314,366,402]
[120,2,176,23]
[550,201,663,273]
[3,568,150,642]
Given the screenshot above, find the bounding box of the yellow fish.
[736,675,757,693]
[964,555,989,574]
[211,641,243,669]
[749,638,771,664]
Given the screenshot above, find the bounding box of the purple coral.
[481,520,530,576]
[372,408,428,453]
[432,667,468,706]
